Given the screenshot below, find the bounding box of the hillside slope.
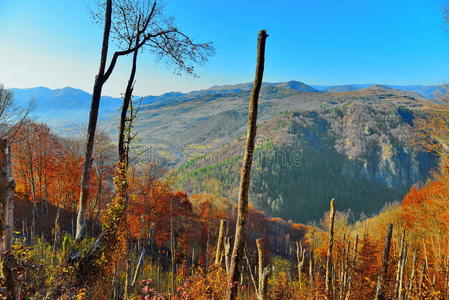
[132,83,434,165]
[174,88,439,223]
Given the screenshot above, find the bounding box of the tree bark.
[296,241,305,289]
[309,249,315,286]
[215,219,227,266]
[224,236,231,275]
[345,235,358,300]
[0,140,14,252]
[131,248,146,288]
[256,238,271,300]
[75,0,112,241]
[0,139,18,299]
[395,229,405,297]
[118,29,140,167]
[398,243,408,300]
[325,198,336,299]
[225,29,268,300]
[375,223,393,300]
[91,171,103,235]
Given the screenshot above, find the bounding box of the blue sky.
[1,0,449,97]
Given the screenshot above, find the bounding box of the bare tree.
[75,0,214,241]
[226,29,268,300]
[0,84,33,141]
[105,0,214,166]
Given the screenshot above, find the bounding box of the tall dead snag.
[296,241,306,289]
[345,235,358,300]
[256,239,271,300]
[215,219,227,265]
[226,29,268,300]
[398,243,408,300]
[244,239,271,300]
[395,229,406,298]
[375,223,393,300]
[340,239,350,299]
[309,250,315,285]
[325,198,336,299]
[0,139,17,300]
[408,250,417,293]
[224,237,231,274]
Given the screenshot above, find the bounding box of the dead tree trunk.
[245,240,271,300]
[395,230,406,298]
[296,241,306,289]
[309,249,315,286]
[215,219,227,266]
[256,239,271,300]
[131,248,145,288]
[325,198,336,299]
[408,250,417,295]
[340,240,350,299]
[0,139,17,300]
[398,243,408,300]
[375,223,393,300]
[53,207,61,255]
[224,237,231,275]
[345,235,358,300]
[225,29,268,300]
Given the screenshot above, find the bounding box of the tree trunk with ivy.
[73,163,130,298]
[70,25,144,297]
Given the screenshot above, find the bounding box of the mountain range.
[10,81,448,222]
[11,81,446,126]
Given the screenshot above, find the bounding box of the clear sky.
[1,0,449,97]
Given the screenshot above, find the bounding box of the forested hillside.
[175,87,439,222]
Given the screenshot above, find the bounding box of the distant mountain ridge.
[312,83,445,99]
[11,86,122,134]
[10,81,445,137]
[11,86,122,110]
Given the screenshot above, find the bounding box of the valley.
[13,81,446,223]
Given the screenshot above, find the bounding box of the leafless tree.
[105,0,214,165]
[75,0,214,241]
[0,84,33,141]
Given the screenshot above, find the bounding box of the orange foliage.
[401,160,449,237]
[127,167,193,251]
[12,121,100,212]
